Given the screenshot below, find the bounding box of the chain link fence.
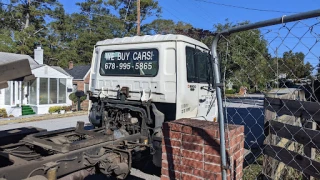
[212,9,320,180]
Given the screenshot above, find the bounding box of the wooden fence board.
[264,145,320,179]
[265,97,320,121]
[269,120,320,149]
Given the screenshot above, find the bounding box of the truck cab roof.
[96,34,209,50]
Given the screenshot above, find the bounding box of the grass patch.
[243,156,263,180]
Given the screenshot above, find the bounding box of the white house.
[0,47,73,116]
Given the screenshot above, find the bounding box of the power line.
[175,0,215,28]
[162,6,183,22]
[194,0,299,14]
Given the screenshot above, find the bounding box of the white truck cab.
[88,34,217,167]
[89,34,217,122]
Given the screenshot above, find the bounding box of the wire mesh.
[213,13,320,180]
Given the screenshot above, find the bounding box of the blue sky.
[59,0,319,30]
[3,0,319,71]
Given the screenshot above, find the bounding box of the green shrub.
[0,108,7,118]
[49,106,62,114]
[225,89,236,94]
[69,92,87,104]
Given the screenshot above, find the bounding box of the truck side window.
[198,52,208,83]
[186,47,198,83]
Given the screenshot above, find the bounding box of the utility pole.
[137,0,141,36]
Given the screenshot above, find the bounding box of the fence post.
[303,119,316,180]
[211,34,228,180]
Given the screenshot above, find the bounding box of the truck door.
[176,45,199,119]
[183,46,199,117]
[196,50,218,121]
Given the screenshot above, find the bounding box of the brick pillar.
[161,119,244,180]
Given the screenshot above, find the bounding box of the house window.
[49,78,58,104]
[5,82,11,105]
[84,83,89,94]
[17,82,20,101]
[73,84,78,92]
[39,78,48,104]
[12,82,15,105]
[29,79,37,105]
[59,79,66,103]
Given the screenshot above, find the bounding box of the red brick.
[181,173,203,180]
[163,131,181,140]
[160,175,170,180]
[181,150,203,160]
[204,163,220,172]
[233,150,242,161]
[236,126,245,136]
[175,164,194,174]
[202,127,219,139]
[162,145,181,156]
[194,169,218,179]
[161,168,181,179]
[227,136,238,148]
[230,144,241,154]
[224,128,237,139]
[204,137,220,146]
[182,158,204,169]
[163,122,183,132]
[182,142,203,152]
[204,154,221,164]
[162,161,169,169]
[224,126,244,139]
[162,153,181,165]
[240,140,244,149]
[227,134,244,145]
[236,171,243,179]
[215,173,222,180]
[204,145,220,155]
[182,134,204,144]
[235,158,243,167]
[233,134,244,145]
[162,139,181,147]
[181,126,193,134]
[226,168,235,179]
[236,164,243,173]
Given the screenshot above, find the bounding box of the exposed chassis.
[0,121,149,180]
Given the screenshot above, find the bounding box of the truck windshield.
[99,49,159,76]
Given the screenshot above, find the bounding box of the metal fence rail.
[211,9,320,180]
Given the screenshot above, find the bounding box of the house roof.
[0,52,43,70]
[64,65,91,80]
[51,66,72,77]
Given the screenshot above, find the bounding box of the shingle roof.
[64,65,91,80]
[51,66,72,77]
[0,52,43,69]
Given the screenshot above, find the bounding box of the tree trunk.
[25,0,31,29]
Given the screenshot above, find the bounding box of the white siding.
[0,89,4,106]
[32,65,70,78]
[0,65,74,116]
